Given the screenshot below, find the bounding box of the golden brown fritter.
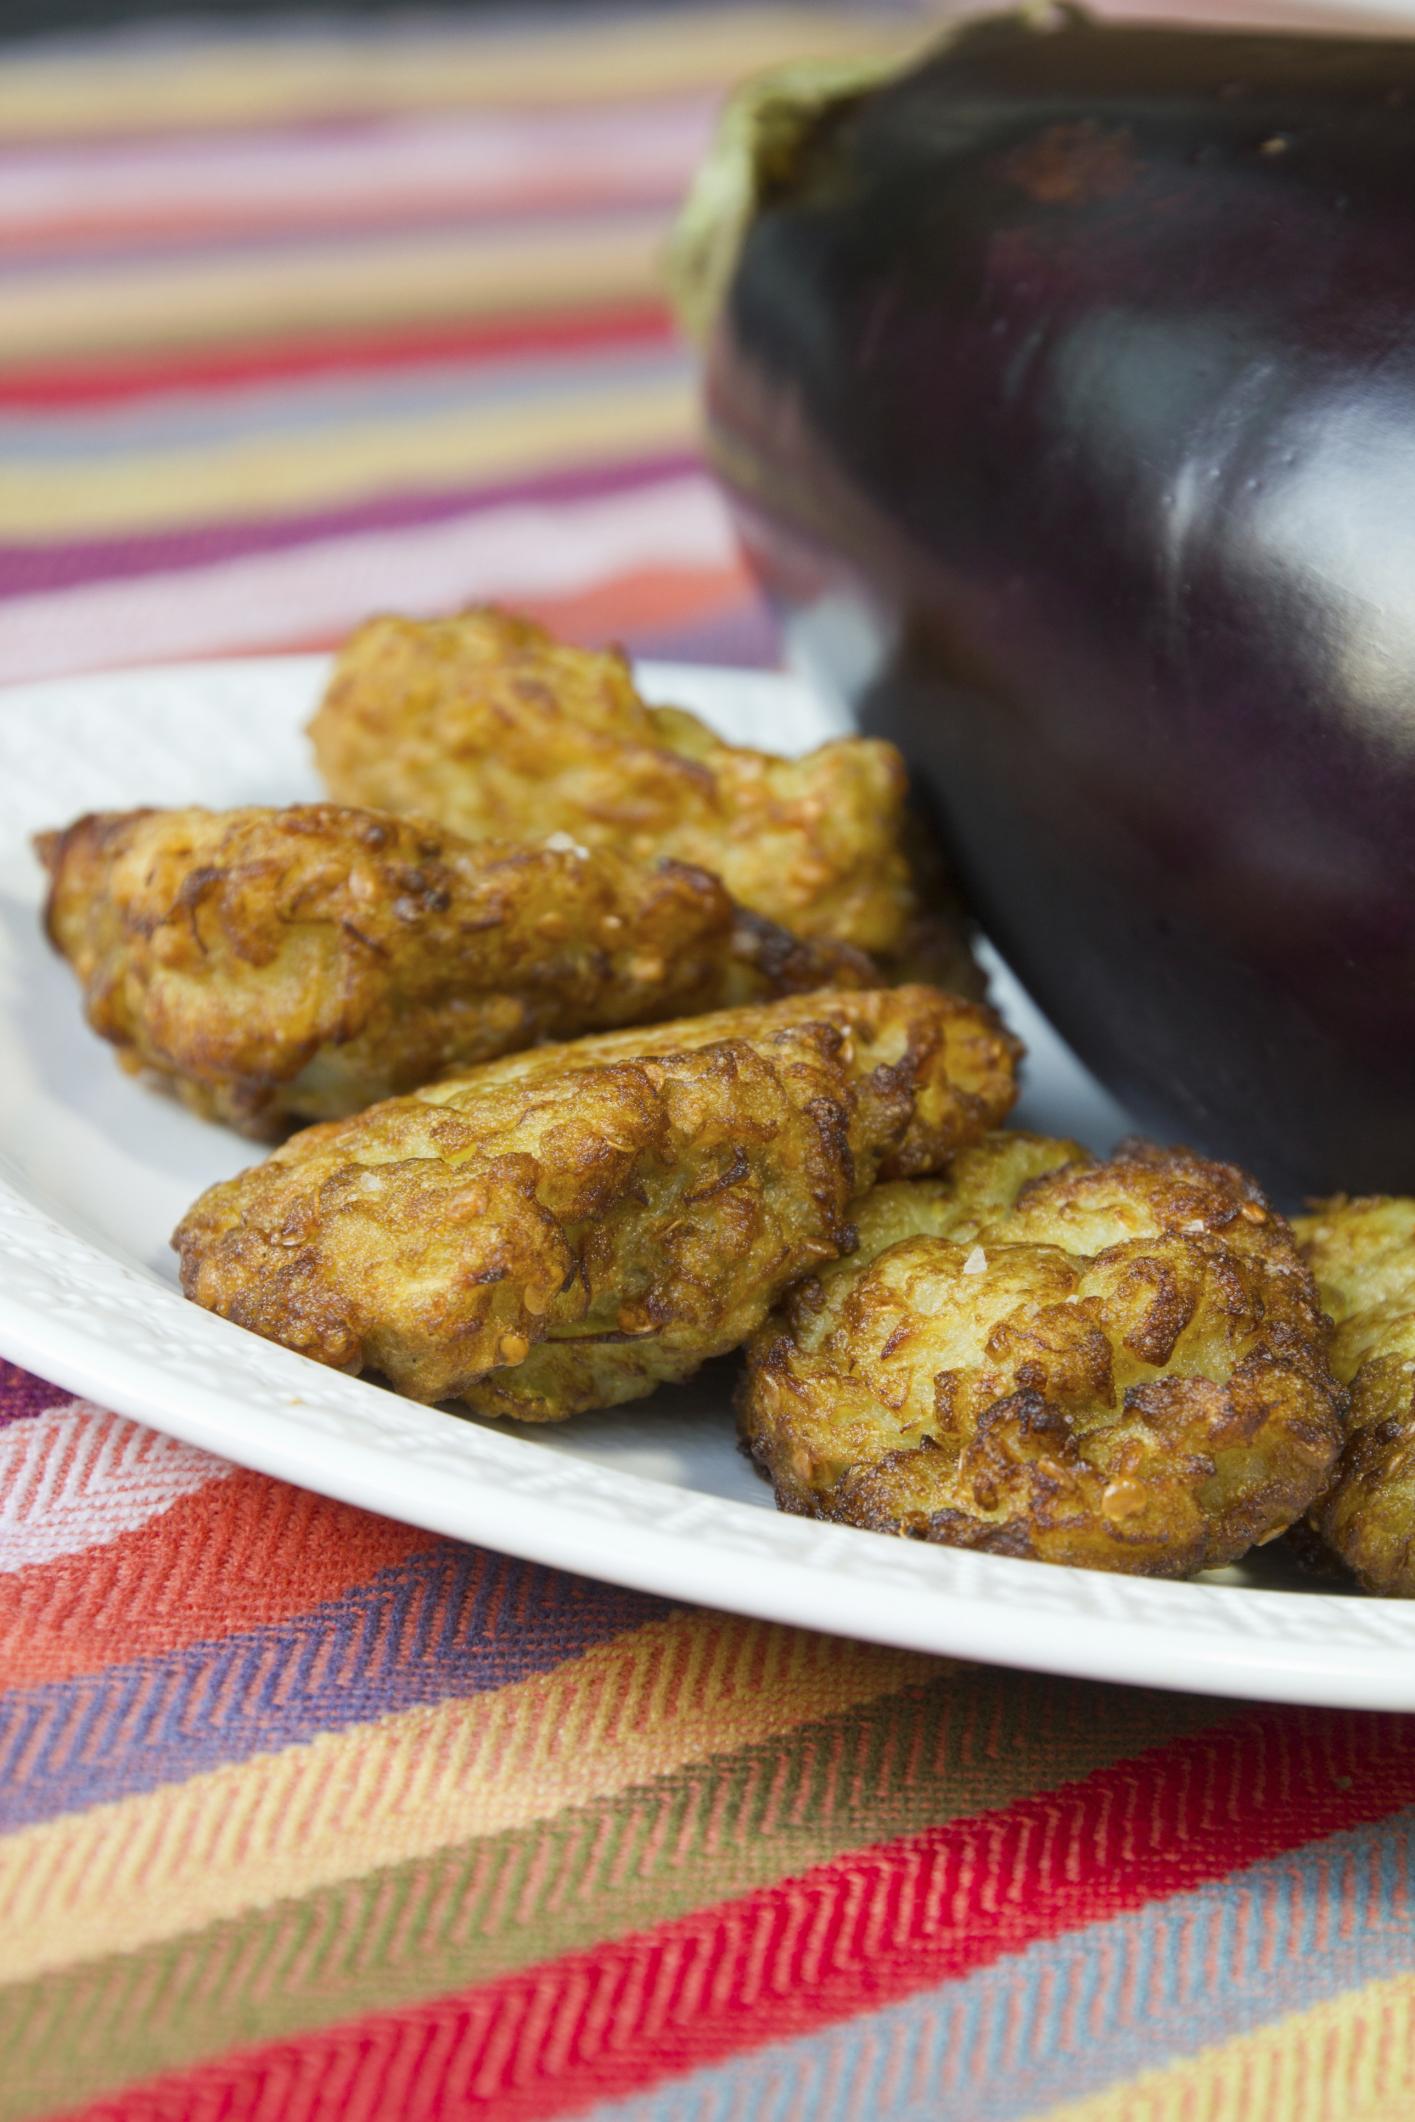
[1292,1196,1415,1596]
[308,608,968,971]
[38,803,869,1138]
[173,986,1021,1419]
[738,1133,1344,1577]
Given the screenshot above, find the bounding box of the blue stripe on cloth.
[578,1807,1415,2122]
[0,339,692,459]
[0,1543,670,1831]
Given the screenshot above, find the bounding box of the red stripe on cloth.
[0,301,675,407]
[517,563,759,650]
[51,1702,1415,2122]
[0,1465,438,1688]
[0,184,686,264]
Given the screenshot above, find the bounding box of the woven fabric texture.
[0,8,1412,2118]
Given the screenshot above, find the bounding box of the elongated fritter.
[1293,1196,1415,1596]
[174,986,1021,1419]
[738,1134,1344,1577]
[308,608,972,974]
[38,804,869,1138]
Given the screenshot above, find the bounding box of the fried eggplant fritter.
[38,804,869,1138]
[307,608,972,975]
[173,986,1021,1419]
[738,1133,1344,1577]
[1293,1196,1415,1596]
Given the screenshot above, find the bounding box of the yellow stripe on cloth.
[0,1611,939,1987]
[0,219,667,365]
[1031,1970,1415,2122]
[0,9,928,138]
[0,376,698,541]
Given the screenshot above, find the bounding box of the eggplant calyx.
[664,45,914,345]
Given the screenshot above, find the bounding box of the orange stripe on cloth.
[518,561,760,646]
[0,1610,937,1986]
[0,1466,439,1689]
[279,563,758,660]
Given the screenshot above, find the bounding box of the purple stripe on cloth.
[633,600,781,671]
[0,450,702,597]
[0,339,690,459]
[0,1363,72,1429]
[0,1543,672,1830]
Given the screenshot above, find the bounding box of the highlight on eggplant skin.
[688,4,1415,1200]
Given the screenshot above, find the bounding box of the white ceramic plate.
[0,654,1408,1709]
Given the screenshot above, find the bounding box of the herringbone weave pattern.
[0,9,1412,2117]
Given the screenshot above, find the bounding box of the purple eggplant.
[693,5,1415,1197]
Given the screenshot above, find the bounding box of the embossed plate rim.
[0,654,1410,1710]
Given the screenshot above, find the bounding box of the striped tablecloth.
[2,10,1413,2118]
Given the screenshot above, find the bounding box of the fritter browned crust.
[1292,1196,1415,1595]
[38,804,870,1138]
[738,1133,1344,1577]
[308,608,972,975]
[173,986,1021,1419]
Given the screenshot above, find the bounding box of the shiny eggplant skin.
[706,7,1415,1199]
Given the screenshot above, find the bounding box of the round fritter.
[38,803,869,1138]
[308,607,969,969]
[1293,1196,1415,1596]
[173,986,1021,1420]
[738,1134,1344,1576]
